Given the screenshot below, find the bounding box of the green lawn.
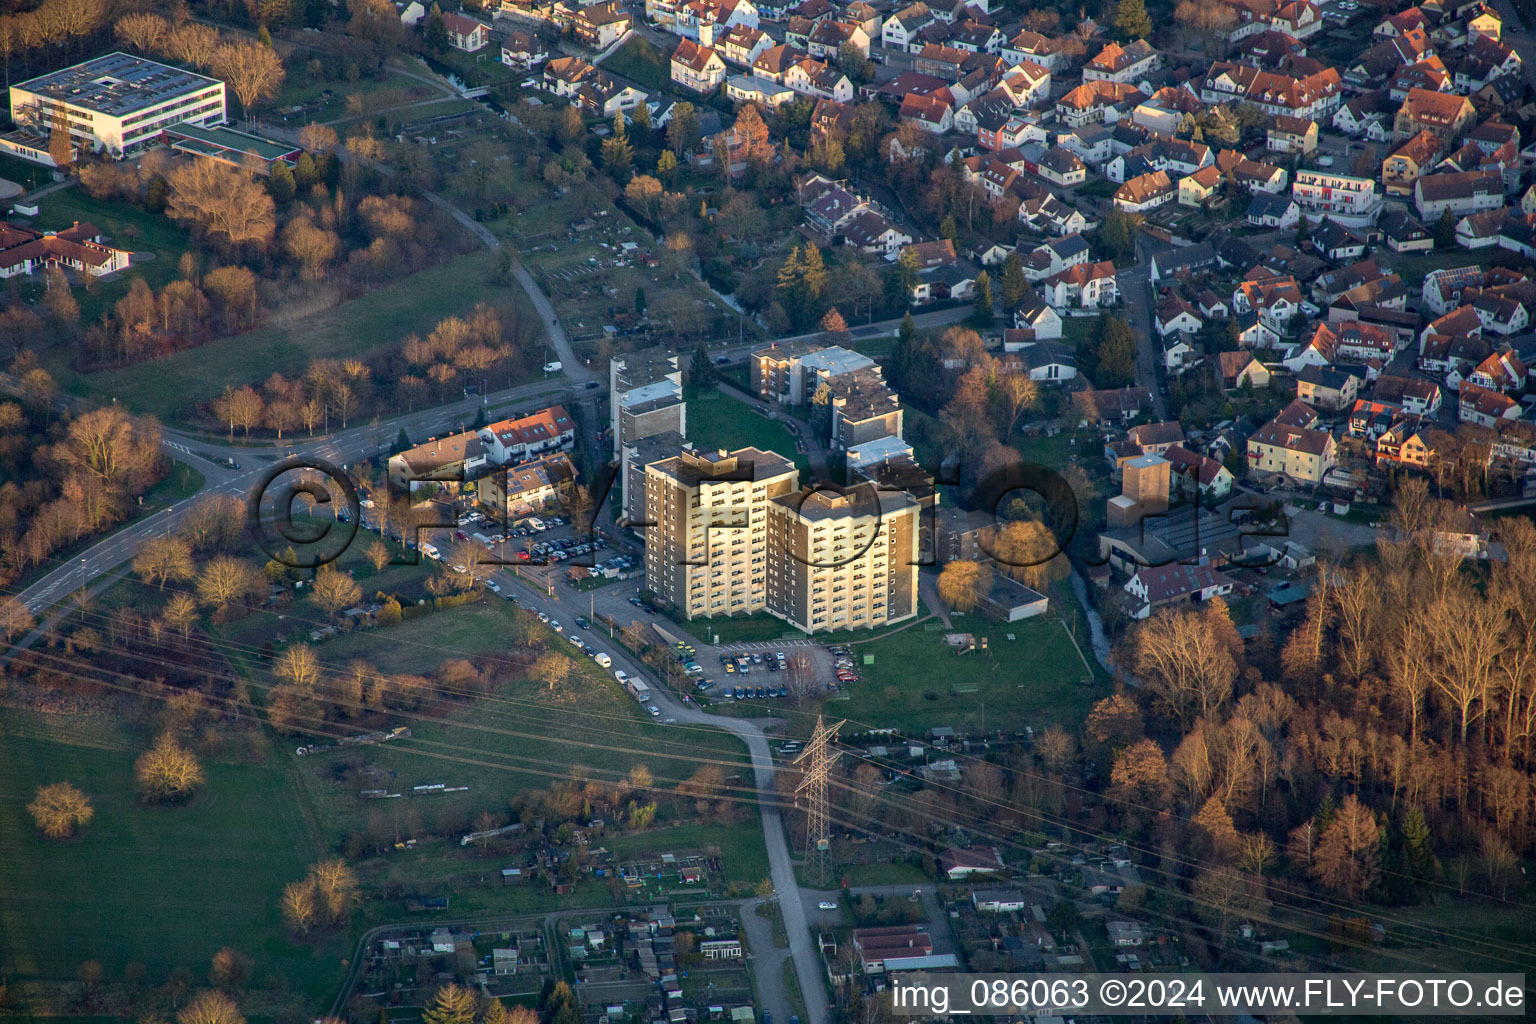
[52,251,522,422]
[0,152,54,190]
[603,37,674,94]
[834,613,1101,735]
[33,188,192,323]
[1387,248,1490,282]
[0,712,342,1001]
[686,390,811,475]
[287,606,757,844]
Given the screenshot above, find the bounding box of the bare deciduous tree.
[28,781,93,838]
[135,733,206,802]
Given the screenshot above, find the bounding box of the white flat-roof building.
[844,435,914,473]
[7,52,225,161]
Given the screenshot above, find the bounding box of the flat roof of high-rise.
[14,53,221,118]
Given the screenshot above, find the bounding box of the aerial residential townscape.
[4,0,1536,1020]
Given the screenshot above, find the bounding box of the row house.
[1199,61,1343,119]
[1082,39,1158,84]
[717,24,773,66]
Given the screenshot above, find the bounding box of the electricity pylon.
[794,715,844,887]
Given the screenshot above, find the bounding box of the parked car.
[818,901,837,910]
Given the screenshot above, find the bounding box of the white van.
[543,360,562,373]
[526,517,545,531]
[421,543,441,560]
[594,653,612,668]
[614,669,629,685]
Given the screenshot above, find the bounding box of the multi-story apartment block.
[610,350,687,520]
[753,341,876,404]
[1291,170,1380,221]
[765,484,920,633]
[643,446,798,619]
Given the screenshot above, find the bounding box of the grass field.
[31,188,192,323]
[287,605,758,845]
[0,712,343,1001]
[686,390,811,475]
[836,613,1101,735]
[52,251,522,422]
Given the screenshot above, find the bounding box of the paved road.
[493,570,830,1024]
[1122,237,1168,421]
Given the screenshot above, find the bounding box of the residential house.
[1124,563,1236,618]
[1083,39,1158,83]
[442,12,490,50]
[1042,260,1118,308]
[1180,165,1223,207]
[1382,129,1445,194]
[1394,86,1476,142]
[671,39,727,91]
[1296,364,1360,410]
[1459,380,1521,425]
[1414,169,1504,219]
[1219,350,1271,389]
[1164,443,1236,501]
[1267,114,1319,153]
[1114,169,1174,212]
[1247,416,1338,483]
[500,31,550,70]
[573,2,632,48]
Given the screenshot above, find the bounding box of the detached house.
[1459,381,1522,426]
[442,12,490,50]
[671,40,727,91]
[1247,416,1338,483]
[1414,170,1503,220]
[1114,170,1174,212]
[1083,39,1158,84]
[1042,260,1118,309]
[573,3,633,48]
[1394,86,1476,142]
